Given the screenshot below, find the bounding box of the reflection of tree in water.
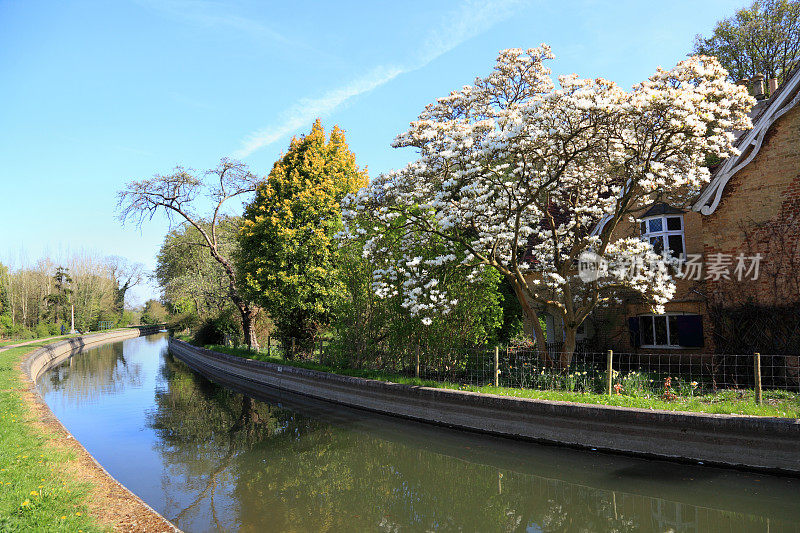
[149,354,287,530]
[38,341,143,405]
[150,355,795,533]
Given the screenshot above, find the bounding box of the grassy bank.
[199,342,800,418]
[0,341,102,532]
[0,334,82,349]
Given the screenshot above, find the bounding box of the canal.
[37,333,800,532]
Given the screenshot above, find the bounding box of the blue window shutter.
[628,317,640,348]
[676,315,704,347]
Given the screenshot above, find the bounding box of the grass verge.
[0,341,103,532]
[199,342,800,418]
[0,334,85,349]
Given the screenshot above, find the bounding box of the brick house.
[602,63,800,355]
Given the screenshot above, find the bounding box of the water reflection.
[38,335,800,533]
[38,340,142,405]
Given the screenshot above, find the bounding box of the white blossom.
[338,46,753,339]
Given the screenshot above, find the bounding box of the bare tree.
[117,158,262,349]
[106,255,144,313]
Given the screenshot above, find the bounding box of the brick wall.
[604,105,800,354]
[702,104,800,310]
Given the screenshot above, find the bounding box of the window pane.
[650,236,664,254]
[640,316,655,345]
[640,221,647,235]
[648,218,663,232]
[668,315,679,346]
[668,235,684,257]
[667,217,682,231]
[654,316,668,346]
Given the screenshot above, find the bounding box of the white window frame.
[640,214,685,259]
[638,312,696,349]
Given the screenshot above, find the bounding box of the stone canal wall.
[23,326,163,382]
[169,338,800,474]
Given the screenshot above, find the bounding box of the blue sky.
[0,0,744,305]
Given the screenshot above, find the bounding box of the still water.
[37,334,800,532]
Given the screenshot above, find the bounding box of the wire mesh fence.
[271,336,800,402]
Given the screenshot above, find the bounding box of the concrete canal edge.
[21,327,181,533]
[169,337,800,475]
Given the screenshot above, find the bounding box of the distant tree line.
[0,253,144,339]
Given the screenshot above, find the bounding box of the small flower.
[29,491,38,496]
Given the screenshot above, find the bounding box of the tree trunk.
[509,277,552,365]
[206,246,259,352]
[240,306,259,351]
[560,325,577,370]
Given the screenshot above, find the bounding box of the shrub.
[192,309,242,347]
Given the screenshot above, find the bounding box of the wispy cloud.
[234,64,405,158]
[136,0,309,51]
[233,0,526,158]
[418,0,524,66]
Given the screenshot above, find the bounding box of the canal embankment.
[1,328,178,532]
[169,337,800,474]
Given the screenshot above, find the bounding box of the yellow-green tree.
[238,120,367,354]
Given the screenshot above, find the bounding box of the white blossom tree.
[340,45,754,367]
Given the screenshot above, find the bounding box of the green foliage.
[496,277,527,345]
[156,218,240,322]
[120,309,141,327]
[44,267,72,325]
[0,315,12,338]
[330,215,505,369]
[192,307,242,346]
[693,0,800,84]
[508,316,546,346]
[141,299,169,325]
[238,120,368,354]
[0,263,9,318]
[33,322,58,339]
[167,312,200,334]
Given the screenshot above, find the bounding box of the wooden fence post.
[291,337,296,359]
[319,338,324,365]
[606,350,613,395]
[266,335,270,358]
[494,346,500,387]
[754,352,762,405]
[415,345,420,378]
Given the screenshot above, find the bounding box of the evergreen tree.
[45,266,73,324]
[238,120,368,355]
